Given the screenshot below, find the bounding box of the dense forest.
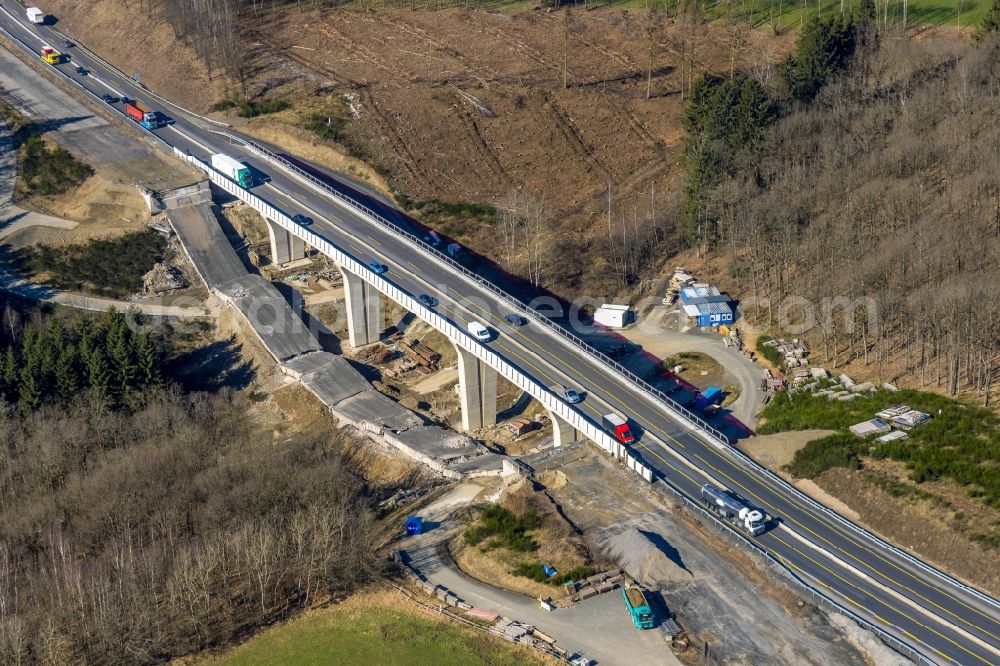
[685,13,1000,403]
[0,307,162,410]
[0,388,380,665]
[0,300,381,664]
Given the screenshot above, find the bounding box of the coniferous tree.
[0,346,15,400]
[18,365,42,411]
[135,333,162,389]
[54,345,81,406]
[1,308,165,411]
[780,14,857,103]
[976,0,1000,40]
[857,0,877,22]
[87,347,113,407]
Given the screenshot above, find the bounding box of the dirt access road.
[615,303,765,426]
[401,482,674,666]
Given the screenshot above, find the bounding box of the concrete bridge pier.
[266,219,306,265]
[339,266,383,347]
[548,410,580,447]
[455,346,497,431]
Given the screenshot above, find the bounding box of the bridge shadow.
[496,390,533,422]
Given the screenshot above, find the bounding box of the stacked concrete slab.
[165,190,503,478]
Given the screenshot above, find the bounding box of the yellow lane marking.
[272,189,1000,645]
[769,534,985,665]
[637,443,701,486]
[493,341,555,386]
[242,125,999,648]
[367,234,382,246]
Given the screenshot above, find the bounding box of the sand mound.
[596,527,692,587]
[538,470,568,490]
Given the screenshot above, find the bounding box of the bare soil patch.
[239,118,394,199]
[54,1,792,296]
[44,0,222,112]
[740,429,837,469]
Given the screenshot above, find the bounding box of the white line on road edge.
[782,525,1000,662]
[166,124,215,154]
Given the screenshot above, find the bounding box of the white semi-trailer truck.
[210,153,254,188]
[700,484,767,536]
[27,7,46,23]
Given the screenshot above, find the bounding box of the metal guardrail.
[174,147,655,483]
[654,479,938,666]
[237,135,1000,616]
[237,138,731,445]
[2,1,231,130]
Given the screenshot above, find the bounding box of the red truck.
[125,101,161,130]
[603,413,634,444]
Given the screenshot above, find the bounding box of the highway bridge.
[2,5,999,663]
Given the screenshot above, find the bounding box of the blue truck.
[621,586,654,629]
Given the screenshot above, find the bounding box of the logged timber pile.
[401,338,440,372]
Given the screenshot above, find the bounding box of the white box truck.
[210,153,253,188]
[27,7,46,23]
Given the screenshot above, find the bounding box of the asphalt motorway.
[3,8,999,664]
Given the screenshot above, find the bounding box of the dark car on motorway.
[75,66,88,76]
[102,93,118,104]
[291,214,313,226]
[368,261,388,275]
[504,313,527,327]
[418,294,438,308]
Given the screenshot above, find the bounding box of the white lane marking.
[166,124,215,153]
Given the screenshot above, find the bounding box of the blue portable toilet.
[542,564,558,577]
[405,516,424,536]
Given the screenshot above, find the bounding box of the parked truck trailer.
[621,586,654,629]
[700,484,767,536]
[124,101,161,130]
[211,153,254,188]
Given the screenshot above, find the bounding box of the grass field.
[200,590,549,666]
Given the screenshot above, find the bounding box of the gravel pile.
[595,526,692,587]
